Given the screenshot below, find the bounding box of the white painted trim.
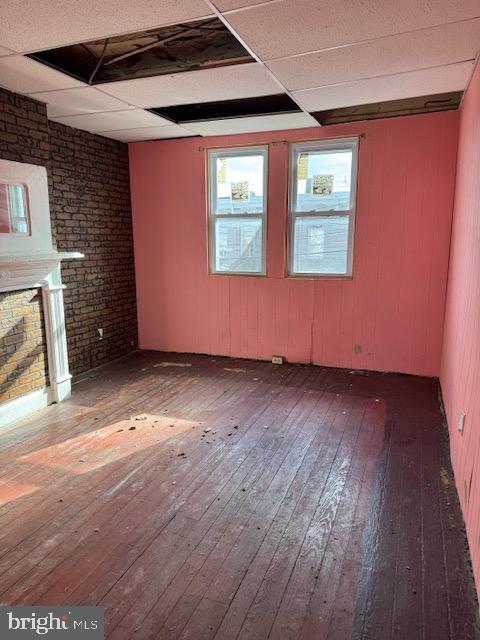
[287,136,359,278]
[0,161,53,258]
[0,262,77,406]
[0,159,83,416]
[208,145,268,276]
[0,386,51,429]
[41,265,73,404]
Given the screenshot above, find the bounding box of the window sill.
[209,271,267,278]
[287,273,353,280]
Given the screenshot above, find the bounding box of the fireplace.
[0,158,82,427]
[0,288,49,407]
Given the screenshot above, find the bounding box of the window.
[0,183,30,234]
[208,146,267,275]
[289,138,358,276]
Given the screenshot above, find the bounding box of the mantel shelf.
[0,251,84,294]
[0,251,84,265]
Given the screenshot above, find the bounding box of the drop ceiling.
[0,0,478,142]
[29,18,254,84]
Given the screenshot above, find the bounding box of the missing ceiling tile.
[149,94,301,123]
[312,92,462,125]
[28,17,254,84]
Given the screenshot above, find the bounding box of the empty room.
[1,1,480,638]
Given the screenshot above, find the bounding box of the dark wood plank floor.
[0,351,478,639]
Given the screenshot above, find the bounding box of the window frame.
[208,145,268,276]
[0,181,31,236]
[288,137,359,278]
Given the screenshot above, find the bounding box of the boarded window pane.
[215,217,263,273]
[215,154,264,214]
[293,215,349,274]
[294,150,352,212]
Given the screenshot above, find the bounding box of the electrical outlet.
[272,355,284,365]
[458,411,466,434]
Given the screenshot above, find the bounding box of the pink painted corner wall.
[441,60,480,592]
[129,112,458,376]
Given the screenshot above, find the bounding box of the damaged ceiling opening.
[28,18,254,84]
[312,92,463,125]
[149,94,301,123]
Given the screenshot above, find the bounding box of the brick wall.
[49,122,137,372]
[0,86,137,400]
[0,89,50,167]
[0,289,48,404]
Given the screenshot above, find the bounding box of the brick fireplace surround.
[0,288,48,405]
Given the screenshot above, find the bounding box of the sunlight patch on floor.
[0,481,40,505]
[17,415,199,474]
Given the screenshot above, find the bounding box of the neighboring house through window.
[208,146,267,275]
[289,137,359,277]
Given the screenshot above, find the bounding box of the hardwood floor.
[0,351,478,639]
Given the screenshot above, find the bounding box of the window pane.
[215,217,263,273]
[214,154,264,214]
[0,183,29,234]
[293,215,349,274]
[294,149,352,212]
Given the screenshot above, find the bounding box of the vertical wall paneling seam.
[423,129,441,371]
[439,120,460,344]
[309,288,314,365]
[371,133,386,372]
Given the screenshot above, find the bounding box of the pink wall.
[441,60,480,591]
[129,112,458,376]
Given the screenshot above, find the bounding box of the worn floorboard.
[0,351,478,640]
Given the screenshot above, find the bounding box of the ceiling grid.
[0,0,477,140]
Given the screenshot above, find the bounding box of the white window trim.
[6,183,30,235]
[1,180,31,238]
[288,137,359,278]
[208,145,268,276]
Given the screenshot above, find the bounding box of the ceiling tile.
[100,62,281,108]
[0,0,212,53]
[48,109,172,133]
[0,56,85,94]
[268,19,480,91]
[293,61,474,112]
[225,0,480,60]
[32,87,133,117]
[182,112,318,135]
[98,124,195,142]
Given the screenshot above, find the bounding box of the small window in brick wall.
[0,183,30,234]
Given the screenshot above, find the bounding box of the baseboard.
[0,386,51,429]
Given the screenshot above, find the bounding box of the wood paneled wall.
[129,112,458,376]
[441,60,480,594]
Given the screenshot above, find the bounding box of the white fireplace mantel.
[0,252,84,426]
[0,159,83,428]
[0,252,83,292]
